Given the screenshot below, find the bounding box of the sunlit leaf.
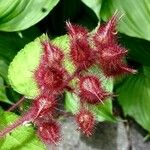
[8,35,45,99]
[0,26,41,104]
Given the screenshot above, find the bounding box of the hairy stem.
[7,96,25,112]
[0,108,36,138]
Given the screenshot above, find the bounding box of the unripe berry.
[75,109,95,137]
[79,76,109,104]
[37,121,61,144]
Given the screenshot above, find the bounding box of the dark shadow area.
[119,33,150,67]
[37,0,98,36]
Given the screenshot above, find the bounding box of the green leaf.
[0,110,46,150]
[101,0,150,40]
[91,98,115,122]
[117,67,150,132]
[0,0,59,31]
[81,0,102,19]
[0,27,41,103]
[64,92,80,114]
[0,77,11,104]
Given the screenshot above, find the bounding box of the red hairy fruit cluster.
[0,14,136,145]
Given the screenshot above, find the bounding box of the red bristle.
[37,121,61,144]
[75,109,95,137]
[32,95,57,117]
[34,38,68,93]
[35,65,68,93]
[42,41,64,66]
[66,22,95,70]
[79,76,109,104]
[66,21,88,37]
[70,39,95,70]
[98,44,136,77]
[93,13,118,47]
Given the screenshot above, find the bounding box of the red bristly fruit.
[37,121,61,144]
[32,95,57,117]
[98,44,136,77]
[79,76,109,104]
[41,41,64,66]
[66,22,95,70]
[35,65,68,93]
[93,12,118,47]
[92,12,136,77]
[35,39,68,93]
[75,109,95,137]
